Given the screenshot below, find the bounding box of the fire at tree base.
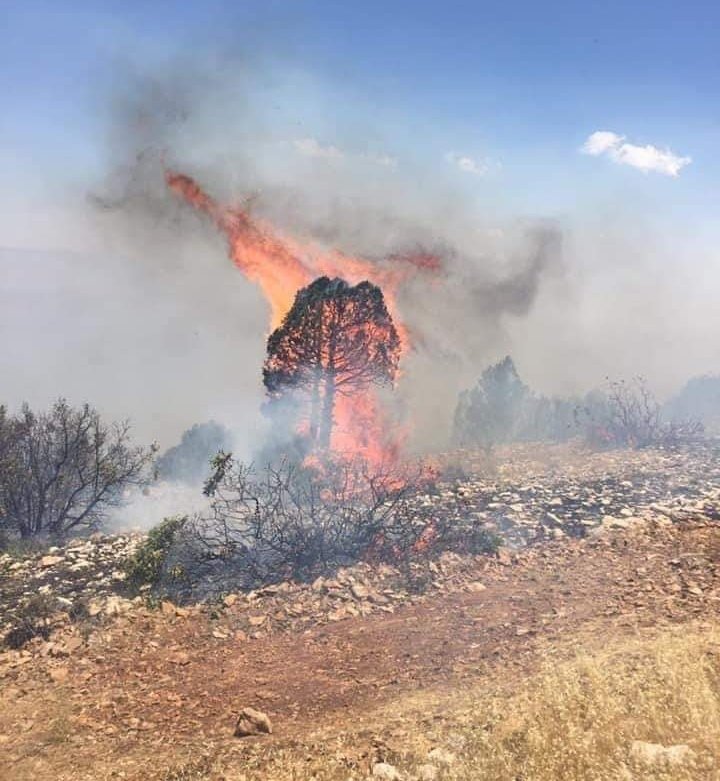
[261,275,404,467]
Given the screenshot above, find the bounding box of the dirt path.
[3,520,719,779]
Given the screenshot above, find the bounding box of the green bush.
[124,515,188,592]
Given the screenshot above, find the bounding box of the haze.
[2,1,719,452]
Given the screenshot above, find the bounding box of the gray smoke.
[81,53,565,452]
[5,45,715,471]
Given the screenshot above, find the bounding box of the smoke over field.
[45,53,706,532]
[1,45,718,459]
[74,55,573,456]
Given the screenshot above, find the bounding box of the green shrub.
[124,515,188,592]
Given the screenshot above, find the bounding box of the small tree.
[0,399,155,539]
[453,357,530,447]
[156,421,232,484]
[263,277,400,450]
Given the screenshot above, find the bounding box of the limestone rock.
[39,555,64,568]
[630,740,695,767]
[103,596,132,616]
[234,707,272,737]
[371,762,401,780]
[351,582,370,600]
[467,581,487,593]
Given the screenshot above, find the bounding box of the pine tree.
[263,277,400,449]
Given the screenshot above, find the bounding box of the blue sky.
[2,0,718,230]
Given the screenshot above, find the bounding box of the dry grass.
[209,623,720,780]
[445,625,720,780]
[5,623,720,780]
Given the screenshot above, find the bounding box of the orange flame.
[165,170,440,464]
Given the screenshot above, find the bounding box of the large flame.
[165,170,440,463]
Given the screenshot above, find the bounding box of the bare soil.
[2,517,720,780]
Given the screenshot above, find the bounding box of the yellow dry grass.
[6,622,720,780]
[212,623,720,780]
[444,624,720,780]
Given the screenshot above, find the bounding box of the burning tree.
[166,171,443,463]
[263,276,401,452]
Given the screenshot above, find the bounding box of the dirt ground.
[2,517,720,780]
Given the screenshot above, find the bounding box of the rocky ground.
[0,534,143,644]
[3,515,720,780]
[426,440,720,545]
[1,442,720,779]
[2,441,720,643]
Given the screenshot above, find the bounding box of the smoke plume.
[84,53,564,452]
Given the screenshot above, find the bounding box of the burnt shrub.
[3,592,57,649]
[148,454,500,603]
[2,592,101,650]
[577,378,704,450]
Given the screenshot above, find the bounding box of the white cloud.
[445,151,490,176]
[581,130,691,177]
[293,137,344,160]
[581,131,622,156]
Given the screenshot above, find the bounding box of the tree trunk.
[318,314,338,450]
[308,371,322,443]
[318,377,335,450]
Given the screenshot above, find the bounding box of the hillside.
[2,444,720,780]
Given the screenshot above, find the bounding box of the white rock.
[372,762,402,780]
[39,555,64,567]
[88,599,103,617]
[467,581,487,593]
[428,747,456,766]
[351,582,370,600]
[630,740,695,767]
[233,706,272,737]
[103,596,133,616]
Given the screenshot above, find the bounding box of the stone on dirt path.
[371,762,402,779]
[233,707,272,737]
